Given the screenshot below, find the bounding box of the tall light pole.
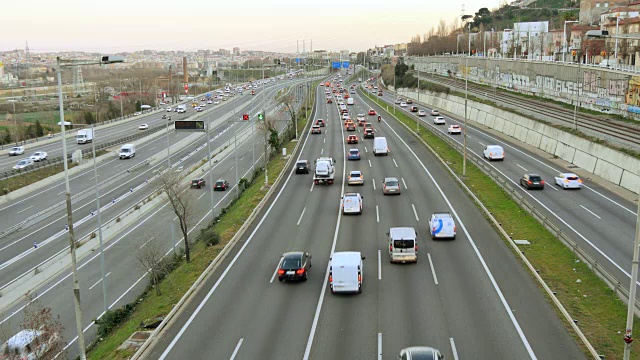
[463,20,471,177]
[56,55,123,360]
[615,14,620,63]
[563,20,579,63]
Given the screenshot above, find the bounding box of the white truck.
[313,157,336,185]
[176,104,187,113]
[119,144,136,159]
[347,98,354,105]
[76,129,93,144]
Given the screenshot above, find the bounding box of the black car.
[277,252,312,282]
[213,179,230,191]
[364,129,375,139]
[520,173,545,189]
[296,160,310,174]
[190,178,206,189]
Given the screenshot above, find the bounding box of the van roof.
[486,145,503,149]
[331,251,362,264]
[389,227,416,239]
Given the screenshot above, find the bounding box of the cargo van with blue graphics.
[429,212,456,240]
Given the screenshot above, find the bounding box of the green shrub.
[95,304,136,338]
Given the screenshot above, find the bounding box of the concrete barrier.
[397,88,640,194]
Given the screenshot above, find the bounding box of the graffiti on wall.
[625,76,640,106]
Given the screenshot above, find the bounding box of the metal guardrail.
[361,87,640,313]
[0,121,174,181]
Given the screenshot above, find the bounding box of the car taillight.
[415,245,418,252]
[578,179,583,183]
[527,180,532,185]
[540,180,545,184]
[329,273,333,283]
[358,273,362,282]
[564,179,569,183]
[277,269,285,275]
[296,269,305,275]
[389,244,393,252]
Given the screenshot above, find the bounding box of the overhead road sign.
[175,120,205,131]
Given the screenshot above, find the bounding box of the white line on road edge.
[89,272,111,290]
[297,207,307,226]
[368,159,372,168]
[579,204,602,219]
[377,333,382,360]
[270,257,283,284]
[449,338,459,360]
[230,338,243,360]
[393,158,398,168]
[378,250,382,280]
[516,164,528,172]
[402,178,407,190]
[372,179,376,190]
[16,205,33,214]
[411,204,419,222]
[159,100,318,359]
[376,205,380,223]
[378,111,537,359]
[427,253,438,285]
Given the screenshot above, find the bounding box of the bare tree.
[136,234,167,296]
[0,297,66,360]
[159,172,196,263]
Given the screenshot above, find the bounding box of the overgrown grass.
[360,88,636,359]
[86,89,315,360]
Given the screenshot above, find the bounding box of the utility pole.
[56,57,87,360]
[572,53,581,131]
[463,21,470,177]
[623,185,640,360]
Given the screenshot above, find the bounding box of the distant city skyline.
[1,0,497,53]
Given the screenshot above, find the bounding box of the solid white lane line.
[368,159,372,168]
[297,207,307,226]
[230,338,244,360]
[88,272,112,290]
[372,179,376,190]
[16,205,33,214]
[450,338,459,360]
[378,333,383,360]
[380,115,537,358]
[516,164,528,172]
[376,205,380,223]
[411,204,419,222]
[378,250,382,280]
[580,205,602,219]
[402,178,407,190]
[393,158,398,168]
[139,237,155,249]
[428,253,439,285]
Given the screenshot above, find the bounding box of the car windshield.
[529,176,542,181]
[567,176,579,180]
[386,180,398,187]
[349,150,358,154]
[393,239,414,249]
[296,162,307,166]
[215,181,224,186]
[191,180,200,184]
[17,160,27,165]
[350,172,361,177]
[11,147,20,151]
[282,259,300,269]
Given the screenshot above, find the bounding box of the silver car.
[13,158,34,170]
[382,177,401,195]
[348,170,364,186]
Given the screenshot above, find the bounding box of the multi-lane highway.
[0,75,316,359]
[367,82,640,301]
[143,80,584,359]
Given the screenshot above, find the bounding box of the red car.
[316,119,326,127]
[368,109,376,116]
[347,135,359,144]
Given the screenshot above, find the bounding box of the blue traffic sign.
[295,58,301,63]
[332,62,341,69]
[342,61,350,68]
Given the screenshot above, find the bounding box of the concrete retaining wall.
[396,88,640,194]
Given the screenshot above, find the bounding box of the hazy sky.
[1,0,498,53]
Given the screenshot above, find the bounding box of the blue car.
[348,148,361,161]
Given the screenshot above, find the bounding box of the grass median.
[360,88,635,359]
[86,89,317,360]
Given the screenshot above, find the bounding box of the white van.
[119,144,136,159]
[483,145,504,161]
[347,98,354,105]
[429,212,456,240]
[329,251,365,294]
[388,227,418,263]
[373,137,389,156]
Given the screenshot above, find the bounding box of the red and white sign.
[184,84,189,94]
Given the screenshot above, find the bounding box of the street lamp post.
[56,55,123,360]
[563,20,579,63]
[463,21,471,177]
